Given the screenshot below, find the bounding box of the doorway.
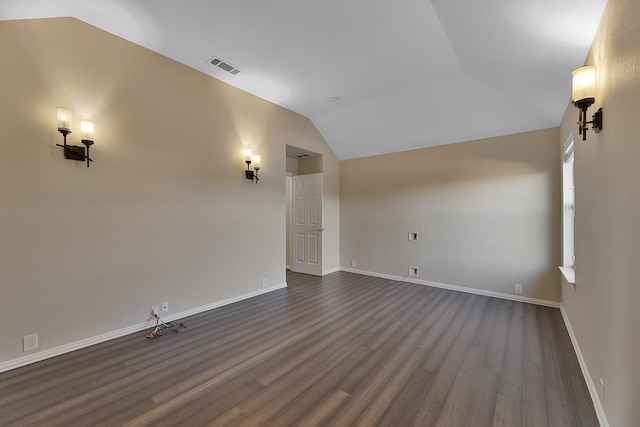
[285,145,323,276]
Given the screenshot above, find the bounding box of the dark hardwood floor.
[0,271,599,426]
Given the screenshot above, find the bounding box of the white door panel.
[292,173,323,276]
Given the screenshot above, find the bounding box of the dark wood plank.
[482,299,511,372]
[411,295,487,426]
[434,345,484,426]
[524,303,544,365]
[0,271,599,427]
[499,302,525,401]
[462,367,500,427]
[493,394,522,426]
[522,360,550,427]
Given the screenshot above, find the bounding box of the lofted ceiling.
[1,0,606,160]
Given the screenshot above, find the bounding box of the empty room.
[0,0,637,426]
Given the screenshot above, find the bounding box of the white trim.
[560,305,609,427]
[340,267,560,308]
[323,266,341,275]
[0,282,287,374]
[559,266,576,285]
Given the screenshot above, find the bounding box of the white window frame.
[560,134,576,285]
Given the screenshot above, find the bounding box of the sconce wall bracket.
[62,145,87,161]
[245,161,259,183]
[56,130,93,166]
[573,98,603,141]
[592,108,603,134]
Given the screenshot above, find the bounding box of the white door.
[292,173,323,276]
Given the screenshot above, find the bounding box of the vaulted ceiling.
[1,0,606,159]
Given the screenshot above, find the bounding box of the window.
[560,135,576,284]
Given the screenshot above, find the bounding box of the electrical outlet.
[151,305,159,316]
[409,266,419,277]
[351,260,356,268]
[262,278,267,287]
[161,301,169,313]
[408,232,418,241]
[515,284,523,294]
[23,334,38,352]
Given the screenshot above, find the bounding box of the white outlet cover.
[161,302,169,313]
[23,334,38,352]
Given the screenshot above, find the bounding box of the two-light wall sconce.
[244,149,261,183]
[571,66,603,141]
[56,107,95,167]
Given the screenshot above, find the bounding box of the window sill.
[559,266,576,285]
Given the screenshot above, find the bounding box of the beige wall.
[0,18,339,365]
[341,128,561,302]
[559,1,640,425]
[298,155,323,175]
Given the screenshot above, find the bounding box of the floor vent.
[207,56,242,75]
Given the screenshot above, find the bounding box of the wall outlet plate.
[409,266,419,277]
[23,334,38,352]
[351,260,356,268]
[161,301,169,313]
[515,284,523,294]
[262,278,268,287]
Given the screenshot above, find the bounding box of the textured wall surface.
[559,0,640,425]
[0,18,340,365]
[341,128,561,303]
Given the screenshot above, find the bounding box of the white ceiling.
[1,0,606,160]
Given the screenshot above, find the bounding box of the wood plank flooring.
[0,271,599,426]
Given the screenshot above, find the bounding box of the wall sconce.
[244,149,261,183]
[571,66,603,141]
[56,107,95,167]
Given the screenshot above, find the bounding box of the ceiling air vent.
[207,56,242,75]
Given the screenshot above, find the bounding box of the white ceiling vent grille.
[207,56,242,75]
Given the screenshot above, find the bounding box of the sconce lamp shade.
[80,120,94,143]
[57,107,71,132]
[244,149,253,162]
[571,66,596,107]
[252,155,261,170]
[571,66,602,141]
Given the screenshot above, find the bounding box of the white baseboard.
[340,267,560,308]
[560,305,609,427]
[0,282,287,374]
[323,266,342,275]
